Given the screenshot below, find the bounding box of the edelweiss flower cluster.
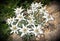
[6,2,54,37]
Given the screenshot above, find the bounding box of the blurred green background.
[0,0,59,41]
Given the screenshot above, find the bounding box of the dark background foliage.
[0,0,60,41]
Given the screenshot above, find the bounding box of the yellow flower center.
[13,26,17,30]
[23,28,27,32]
[18,16,22,18]
[35,29,39,33]
[30,20,33,23]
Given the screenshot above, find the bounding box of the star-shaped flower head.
[27,14,35,26]
[14,7,24,15]
[31,8,37,14]
[39,6,48,14]
[34,2,43,8]
[27,19,35,26]
[43,14,54,22]
[31,2,43,9]
[34,2,39,8]
[38,2,43,7]
[19,24,30,37]
[28,14,35,19]
[27,9,32,14]
[49,15,54,20]
[6,17,15,25]
[16,13,26,21]
[31,2,35,9]
[31,25,43,36]
[30,3,38,14]
[10,24,21,34]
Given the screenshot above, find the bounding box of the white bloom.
[31,3,35,9]
[26,14,35,26]
[16,13,26,21]
[10,24,21,34]
[39,9,44,14]
[31,2,43,9]
[48,15,54,21]
[35,2,43,8]
[39,2,43,7]
[31,3,38,14]
[19,24,30,37]
[28,14,35,19]
[27,19,35,26]
[39,6,48,14]
[6,17,15,24]
[31,25,43,36]
[14,7,24,15]
[6,17,12,24]
[43,15,54,22]
[30,2,43,14]
[44,12,49,16]
[35,3,39,8]
[27,9,32,14]
[32,8,38,14]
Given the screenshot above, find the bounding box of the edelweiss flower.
[27,9,32,14]
[43,15,54,22]
[14,7,24,15]
[30,2,43,14]
[31,3,38,14]
[49,15,54,20]
[19,24,30,37]
[6,17,15,24]
[16,13,26,21]
[10,24,21,34]
[31,2,43,9]
[31,25,43,36]
[28,14,35,19]
[31,7,38,14]
[35,2,43,8]
[47,15,54,21]
[27,14,35,26]
[38,2,43,7]
[27,19,35,26]
[39,6,48,14]
[34,3,39,8]
[31,3,35,9]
